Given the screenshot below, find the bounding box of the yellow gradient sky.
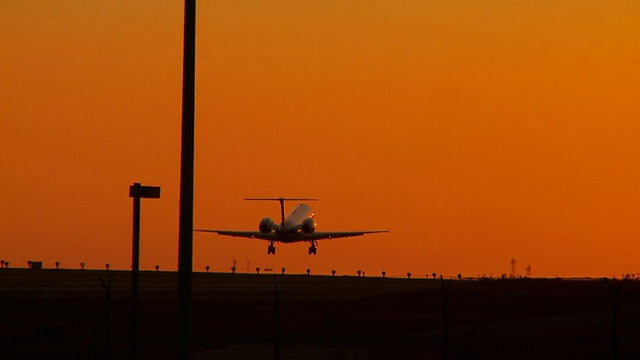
[1,1,639,277]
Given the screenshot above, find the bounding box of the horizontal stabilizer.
[244,197,318,201]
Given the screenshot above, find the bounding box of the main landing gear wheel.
[308,241,317,255]
[267,244,276,255]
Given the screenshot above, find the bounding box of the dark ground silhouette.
[1,269,639,359]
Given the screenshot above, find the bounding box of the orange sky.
[1,1,639,277]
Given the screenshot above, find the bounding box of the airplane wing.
[304,230,388,241]
[194,229,276,241]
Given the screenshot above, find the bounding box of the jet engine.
[259,217,275,233]
[301,218,317,234]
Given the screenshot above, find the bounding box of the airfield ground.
[1,268,639,359]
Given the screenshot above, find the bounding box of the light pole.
[129,182,160,359]
[178,1,196,359]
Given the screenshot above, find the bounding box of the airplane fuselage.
[275,203,314,242]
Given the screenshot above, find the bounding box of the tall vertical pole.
[131,183,141,359]
[178,0,196,359]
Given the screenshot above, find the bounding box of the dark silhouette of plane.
[195,197,388,255]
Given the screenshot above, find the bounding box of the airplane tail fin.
[244,197,318,226]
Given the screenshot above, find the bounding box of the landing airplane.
[195,198,388,255]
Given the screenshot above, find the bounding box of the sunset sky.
[1,1,639,277]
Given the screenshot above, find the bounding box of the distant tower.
[510,258,516,278]
[526,264,532,277]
